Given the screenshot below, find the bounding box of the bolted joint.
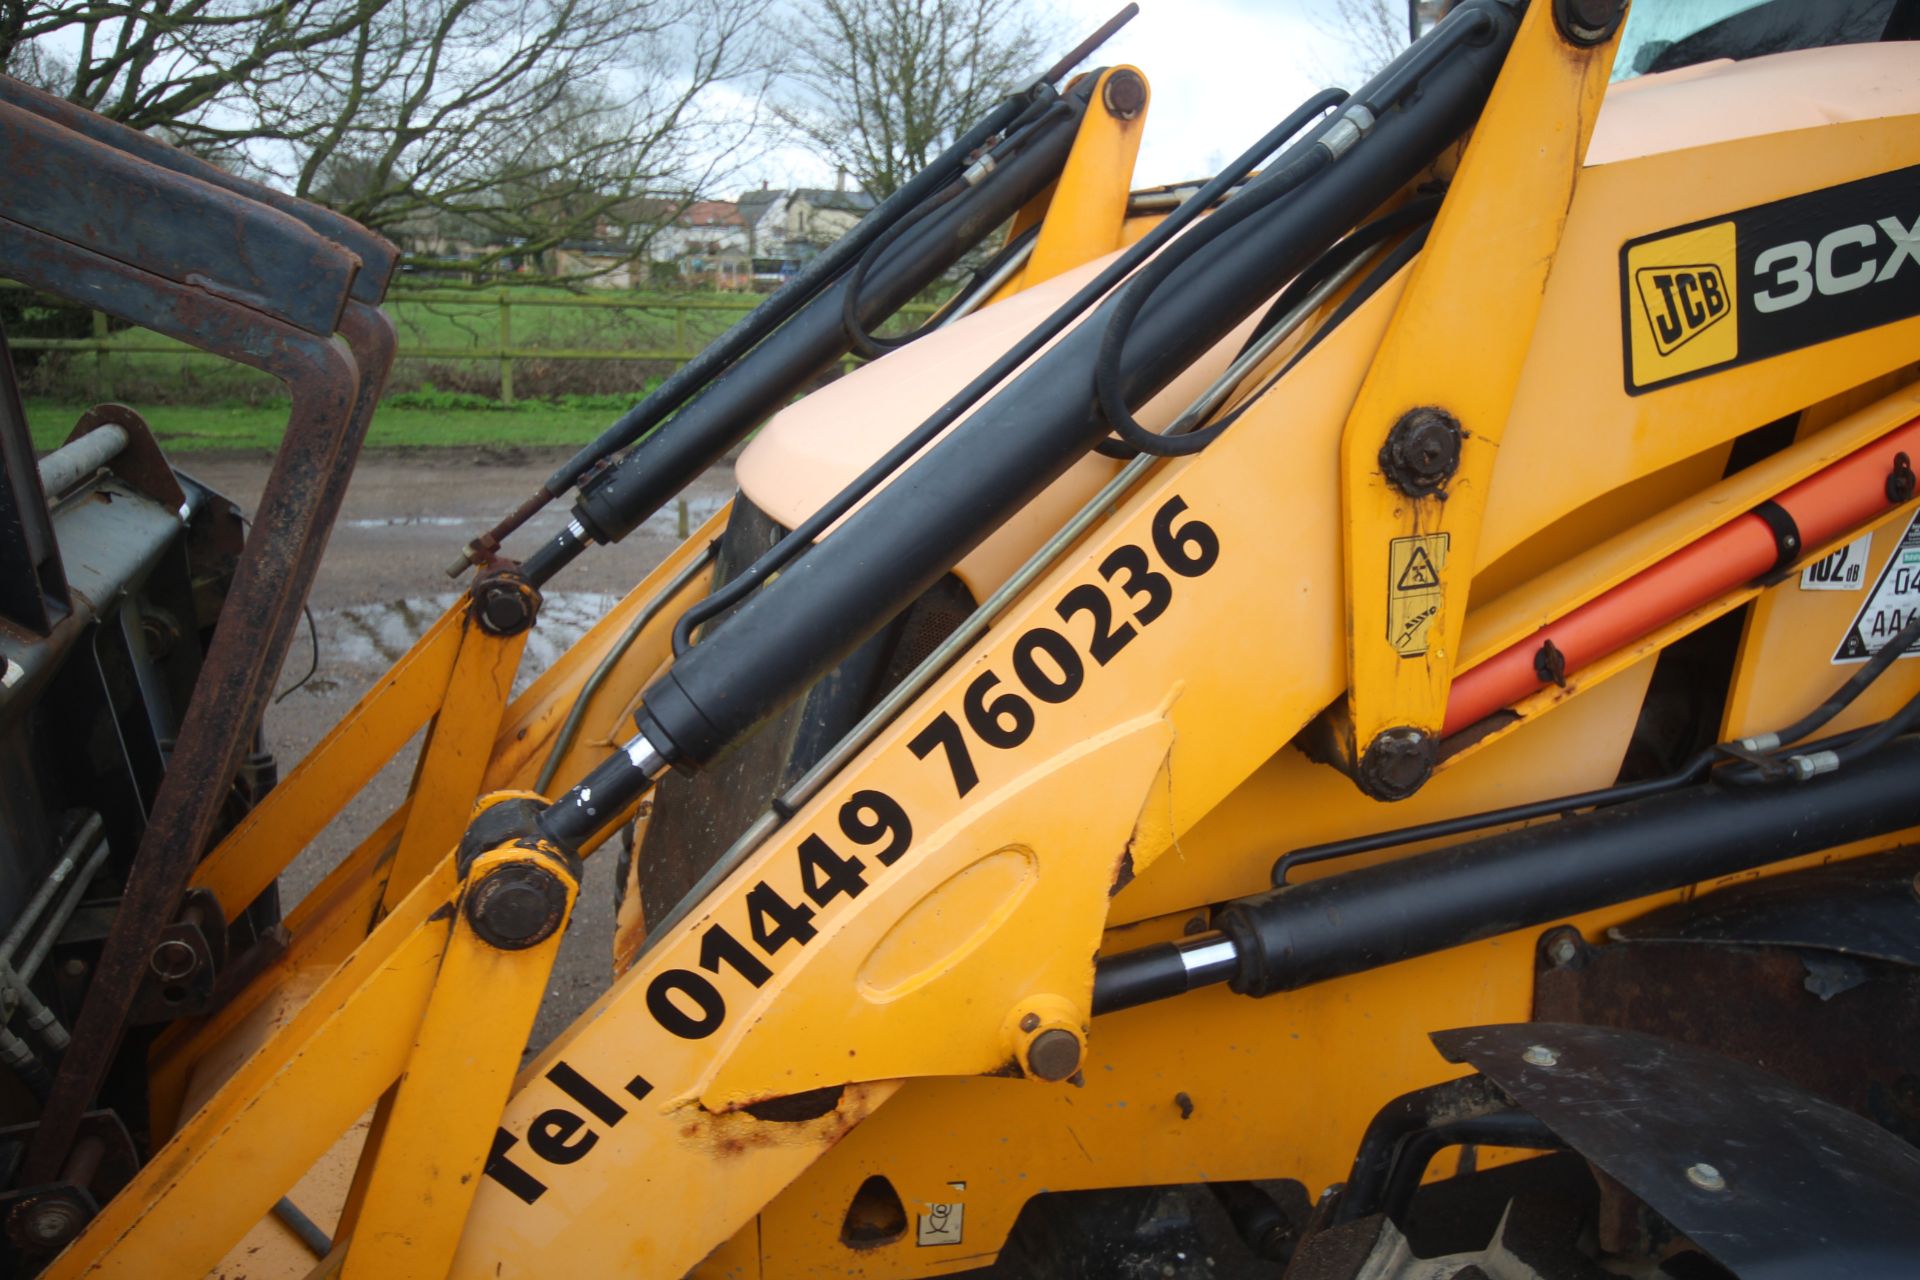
[5,1188,95,1254]
[455,793,559,876]
[1101,68,1147,121]
[466,861,570,950]
[1552,0,1625,46]
[1008,997,1085,1083]
[1379,406,1463,498]
[1533,637,1568,690]
[470,567,541,637]
[1539,925,1587,971]
[1357,727,1435,801]
[1888,451,1915,504]
[1025,1029,1083,1082]
[149,937,198,982]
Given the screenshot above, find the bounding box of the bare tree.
[1309,0,1460,83]
[1311,0,1412,82]
[2,0,779,282]
[775,0,1061,200]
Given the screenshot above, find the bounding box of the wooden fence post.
[497,290,514,405]
[91,310,111,401]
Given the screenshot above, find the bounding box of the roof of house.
[681,200,744,227]
[735,189,783,219]
[791,187,876,213]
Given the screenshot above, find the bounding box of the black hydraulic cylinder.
[1093,738,1920,1015]
[542,91,1038,501]
[632,1,1518,769]
[523,82,1097,584]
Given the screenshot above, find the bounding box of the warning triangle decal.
[1396,545,1440,591]
[1833,509,1920,663]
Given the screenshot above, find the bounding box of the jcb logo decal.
[1635,262,1729,354]
[1624,222,1738,387]
[1621,165,1920,394]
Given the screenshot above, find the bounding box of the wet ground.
[179,446,733,1049]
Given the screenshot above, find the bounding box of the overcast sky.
[1053,0,1364,185]
[745,0,1371,194]
[32,0,1385,198]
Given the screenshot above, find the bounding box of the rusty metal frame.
[0,90,398,1185]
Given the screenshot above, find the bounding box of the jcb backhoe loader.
[4,0,1920,1274]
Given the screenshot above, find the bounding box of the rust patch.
[673,1083,879,1161]
[740,1084,845,1123]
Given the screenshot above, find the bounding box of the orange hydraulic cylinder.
[1442,415,1920,738]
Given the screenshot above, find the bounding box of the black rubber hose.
[541,89,1042,498]
[519,83,1096,586]
[1089,147,1333,457]
[1098,193,1443,460]
[1766,607,1920,747]
[841,100,1078,359]
[664,88,1356,657]
[1241,193,1443,354]
[1084,5,1499,460]
[636,1,1519,770]
[1273,215,1433,373]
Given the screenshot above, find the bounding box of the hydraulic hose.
[534,0,1521,852]
[1091,145,1334,456]
[841,102,1079,359]
[1271,606,1920,884]
[519,77,1098,588]
[1093,735,1920,1015]
[634,0,1516,772]
[665,87,1352,658]
[452,6,1146,574]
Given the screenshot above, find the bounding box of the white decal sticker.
[917,1202,964,1247]
[1800,533,1873,591]
[1834,511,1920,663]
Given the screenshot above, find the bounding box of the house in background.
[782,188,877,259]
[735,182,877,287]
[532,181,879,291]
[645,200,751,289]
[551,235,641,289]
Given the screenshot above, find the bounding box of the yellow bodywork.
[44,13,1920,1279]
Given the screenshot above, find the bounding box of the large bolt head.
[1357,727,1435,801]
[1102,69,1146,121]
[1026,1029,1082,1082]
[1686,1162,1727,1192]
[1553,0,1625,45]
[7,1191,89,1252]
[471,574,540,637]
[467,863,568,949]
[1378,407,1463,498]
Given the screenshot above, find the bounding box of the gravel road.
[179,446,735,1049]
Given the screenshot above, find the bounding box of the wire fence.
[3,285,939,405]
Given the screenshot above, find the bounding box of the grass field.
[23,394,630,452]
[12,285,923,408]
[11,283,919,448]
[12,287,759,406]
